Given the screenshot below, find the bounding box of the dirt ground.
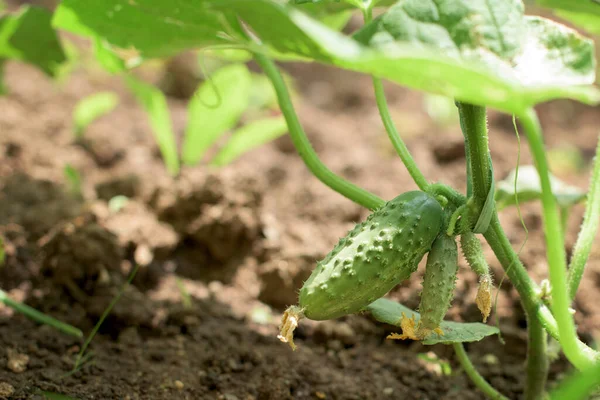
[0,15,599,400]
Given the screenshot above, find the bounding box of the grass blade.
[0,289,82,338]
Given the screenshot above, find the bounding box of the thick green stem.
[519,109,593,370]
[457,103,491,211]
[254,52,385,210]
[371,78,429,191]
[453,343,509,400]
[459,104,549,396]
[524,317,548,400]
[568,137,600,300]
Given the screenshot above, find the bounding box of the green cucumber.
[298,191,443,321]
[460,231,493,322]
[416,232,459,338]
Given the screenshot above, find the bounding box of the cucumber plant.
[50,0,600,398]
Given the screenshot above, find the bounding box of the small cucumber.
[298,191,443,321]
[416,232,458,338]
[461,231,493,322]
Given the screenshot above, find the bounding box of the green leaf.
[290,0,396,11]
[537,0,600,18]
[52,0,232,58]
[125,76,179,175]
[221,0,599,114]
[495,165,586,210]
[0,6,66,76]
[211,116,288,166]
[354,0,526,61]
[93,38,127,74]
[514,17,596,86]
[537,0,600,35]
[73,92,119,138]
[366,298,499,345]
[183,64,252,165]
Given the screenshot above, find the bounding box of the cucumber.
[416,232,459,338]
[461,231,493,322]
[298,191,443,321]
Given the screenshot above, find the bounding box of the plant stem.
[254,52,385,210]
[524,317,548,400]
[568,137,600,300]
[457,103,491,210]
[361,8,429,192]
[519,109,593,370]
[0,289,83,338]
[484,215,599,363]
[459,104,549,397]
[453,343,509,400]
[371,78,429,191]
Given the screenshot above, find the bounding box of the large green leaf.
[354,1,595,86]
[52,0,232,58]
[0,6,66,76]
[537,0,600,35]
[182,64,252,165]
[211,116,288,166]
[354,0,525,61]
[126,76,179,175]
[51,0,600,113]
[222,0,599,114]
[366,298,499,345]
[495,165,586,210]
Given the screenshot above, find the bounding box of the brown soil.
[0,19,600,400]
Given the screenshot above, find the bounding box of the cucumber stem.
[453,343,509,400]
[567,137,600,300]
[372,77,429,191]
[519,109,593,370]
[254,52,385,211]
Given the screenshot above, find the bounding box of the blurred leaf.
[55,39,81,82]
[52,0,235,58]
[547,144,586,174]
[63,164,82,198]
[93,38,127,74]
[417,352,453,376]
[555,11,600,35]
[249,73,278,112]
[366,298,499,345]
[0,6,66,76]
[126,76,179,175]
[211,116,288,166]
[183,64,252,165]
[73,92,119,138]
[108,195,129,213]
[423,94,459,127]
[203,48,252,63]
[495,165,586,210]
[537,0,600,35]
